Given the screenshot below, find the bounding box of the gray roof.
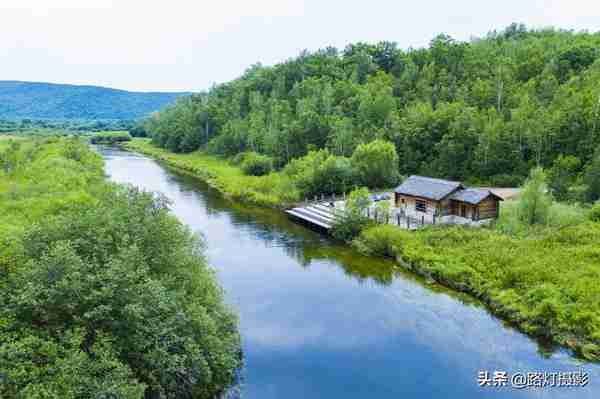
[450,188,502,205]
[394,175,463,201]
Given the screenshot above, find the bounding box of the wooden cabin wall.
[478,197,499,219]
[395,194,439,223]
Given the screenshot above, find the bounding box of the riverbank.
[124,139,300,208]
[124,139,600,362]
[0,138,241,397]
[353,224,600,361]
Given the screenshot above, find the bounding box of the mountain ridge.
[0,80,190,120]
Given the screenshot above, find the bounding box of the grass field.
[125,139,301,208]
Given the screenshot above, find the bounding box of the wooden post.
[397,214,400,226]
[421,215,424,225]
[407,218,410,229]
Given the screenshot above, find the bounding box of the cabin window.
[415,200,427,213]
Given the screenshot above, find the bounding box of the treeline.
[0,118,148,137]
[145,24,600,199]
[89,131,132,144]
[0,138,240,398]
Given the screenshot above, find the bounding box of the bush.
[584,147,600,202]
[331,211,374,241]
[350,139,400,188]
[284,149,353,197]
[589,202,600,222]
[353,225,407,257]
[230,152,248,166]
[240,152,273,176]
[89,131,132,144]
[331,187,373,241]
[518,167,552,225]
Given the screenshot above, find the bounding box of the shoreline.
[122,139,600,363]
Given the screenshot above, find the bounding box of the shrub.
[518,167,551,225]
[331,187,373,241]
[241,152,273,176]
[585,147,600,202]
[331,211,374,241]
[89,131,132,144]
[353,225,407,257]
[230,152,248,166]
[284,149,353,197]
[589,202,600,222]
[350,139,400,188]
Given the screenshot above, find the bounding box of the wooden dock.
[285,203,338,230]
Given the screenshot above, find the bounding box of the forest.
[0,138,241,398]
[0,119,147,137]
[144,24,600,203]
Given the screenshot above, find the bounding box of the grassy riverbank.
[353,223,600,361]
[124,139,300,208]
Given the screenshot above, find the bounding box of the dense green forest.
[0,138,240,398]
[0,81,188,120]
[89,131,132,144]
[145,24,600,202]
[0,118,148,135]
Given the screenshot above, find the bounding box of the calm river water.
[101,146,599,399]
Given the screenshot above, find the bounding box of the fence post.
[421,215,424,225]
[397,214,400,226]
[407,218,410,229]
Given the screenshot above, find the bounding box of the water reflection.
[101,146,600,399]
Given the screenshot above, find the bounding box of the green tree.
[241,152,273,176]
[584,147,600,202]
[547,155,581,201]
[331,187,373,241]
[350,139,400,188]
[518,167,552,225]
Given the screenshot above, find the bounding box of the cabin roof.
[394,175,463,201]
[450,188,503,205]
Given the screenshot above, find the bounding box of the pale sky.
[2,0,599,92]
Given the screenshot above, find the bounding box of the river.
[101,146,599,399]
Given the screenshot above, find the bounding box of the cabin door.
[460,204,467,218]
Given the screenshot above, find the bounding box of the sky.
[1,0,599,92]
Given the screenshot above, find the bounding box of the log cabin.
[394,176,503,225]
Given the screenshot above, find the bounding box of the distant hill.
[0,81,190,120]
